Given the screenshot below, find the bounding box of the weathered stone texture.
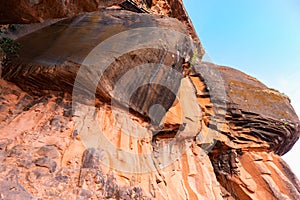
[0,0,299,199]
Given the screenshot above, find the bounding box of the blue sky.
[183,0,300,177]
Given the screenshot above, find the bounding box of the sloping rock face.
[0,0,124,24]
[191,63,300,199]
[3,10,196,124]
[0,0,202,53]
[0,1,300,200]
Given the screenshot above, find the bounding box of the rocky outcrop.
[190,63,299,156]
[190,63,300,199]
[1,61,299,199]
[0,0,124,24]
[0,0,202,55]
[0,1,299,200]
[2,10,195,124]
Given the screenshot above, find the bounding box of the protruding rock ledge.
[191,62,300,155]
[0,0,124,24]
[0,0,203,57]
[1,1,300,199]
[2,10,197,123]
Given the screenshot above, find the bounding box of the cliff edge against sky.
[0,0,299,199]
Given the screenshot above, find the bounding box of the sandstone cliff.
[0,0,299,199]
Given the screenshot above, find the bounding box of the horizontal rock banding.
[0,0,300,199]
[3,10,196,123]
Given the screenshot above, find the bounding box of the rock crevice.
[0,0,299,199]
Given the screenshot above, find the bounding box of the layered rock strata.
[0,0,299,200]
[0,0,202,54]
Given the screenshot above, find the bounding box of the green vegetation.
[190,47,199,65]
[0,26,21,64]
[1,37,21,54]
[283,121,289,126]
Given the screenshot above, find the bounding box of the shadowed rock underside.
[0,0,299,199]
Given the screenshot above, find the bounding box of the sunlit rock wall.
[0,0,299,199]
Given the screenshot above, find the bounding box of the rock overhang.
[0,0,300,199]
[192,62,300,155]
[2,10,198,124]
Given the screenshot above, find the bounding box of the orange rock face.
[0,1,299,200]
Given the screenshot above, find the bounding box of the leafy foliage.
[190,47,199,65]
[0,24,21,65]
[0,37,21,63]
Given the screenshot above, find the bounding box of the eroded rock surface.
[0,0,203,56]
[0,0,124,24]
[191,63,299,155]
[0,1,300,200]
[3,10,196,124]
